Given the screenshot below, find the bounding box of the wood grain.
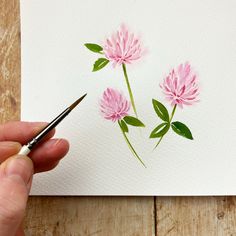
[0,0,20,123]
[156,197,236,236]
[2,0,236,235]
[25,197,154,236]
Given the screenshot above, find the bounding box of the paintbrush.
[18,93,87,155]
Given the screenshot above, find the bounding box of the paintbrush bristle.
[69,93,87,110]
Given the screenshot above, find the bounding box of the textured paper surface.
[21,0,236,195]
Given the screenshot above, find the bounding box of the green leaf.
[171,121,193,140]
[152,99,169,122]
[120,120,129,133]
[123,116,145,127]
[149,123,170,138]
[92,58,109,72]
[84,43,103,53]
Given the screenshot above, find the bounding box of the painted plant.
[85,24,144,118]
[100,88,146,167]
[150,62,199,149]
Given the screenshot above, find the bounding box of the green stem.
[153,136,164,150]
[118,121,146,167]
[170,104,177,122]
[122,63,138,118]
[154,104,177,150]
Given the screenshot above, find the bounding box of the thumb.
[0,155,33,236]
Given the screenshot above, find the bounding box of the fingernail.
[4,156,33,186]
[53,139,63,147]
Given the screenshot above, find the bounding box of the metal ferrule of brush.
[27,138,39,150]
[28,107,71,150]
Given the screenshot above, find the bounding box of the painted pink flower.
[100,88,130,122]
[160,62,199,108]
[103,25,143,67]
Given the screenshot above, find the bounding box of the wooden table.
[1,1,236,235]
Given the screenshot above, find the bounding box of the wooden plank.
[0,0,20,123]
[156,197,236,236]
[215,197,236,236]
[0,1,155,235]
[25,197,154,236]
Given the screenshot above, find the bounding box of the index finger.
[0,121,55,144]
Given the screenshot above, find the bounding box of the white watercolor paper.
[21,0,236,195]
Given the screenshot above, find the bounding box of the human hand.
[0,121,69,236]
